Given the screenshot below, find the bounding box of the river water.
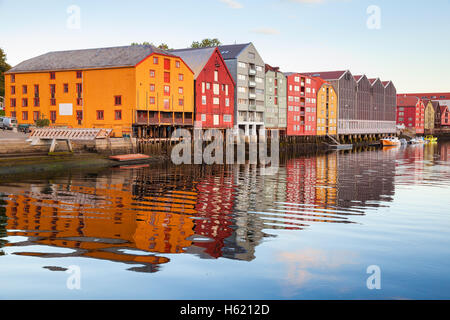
[0,142,449,299]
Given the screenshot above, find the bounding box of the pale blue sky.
[0,0,449,93]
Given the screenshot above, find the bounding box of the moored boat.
[381,137,401,147]
[425,135,438,143]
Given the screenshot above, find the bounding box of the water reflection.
[0,143,449,274]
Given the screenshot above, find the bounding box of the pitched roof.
[8,45,174,73]
[440,105,449,113]
[397,95,420,107]
[218,43,251,60]
[368,78,377,84]
[431,100,440,111]
[300,70,347,80]
[382,81,391,87]
[353,75,363,81]
[169,47,216,78]
[265,64,280,73]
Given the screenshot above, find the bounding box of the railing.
[249,69,256,76]
[249,81,256,87]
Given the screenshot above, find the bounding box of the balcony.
[249,81,256,87]
[249,69,256,76]
[249,93,256,100]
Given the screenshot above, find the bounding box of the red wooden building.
[171,47,235,129]
[440,105,450,126]
[396,96,425,134]
[284,73,319,136]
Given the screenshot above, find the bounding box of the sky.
[0,0,449,93]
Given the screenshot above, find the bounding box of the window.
[164,85,170,96]
[22,111,28,120]
[178,99,184,106]
[294,76,300,83]
[238,86,246,93]
[214,70,218,82]
[76,110,83,121]
[115,96,122,106]
[224,114,232,123]
[150,84,155,92]
[206,83,210,90]
[33,111,40,121]
[10,98,16,107]
[213,114,220,125]
[202,96,206,105]
[176,61,180,68]
[164,72,170,83]
[22,98,28,107]
[34,98,40,107]
[22,85,27,94]
[50,111,56,123]
[248,52,255,59]
[201,114,206,122]
[202,82,205,93]
[115,110,122,120]
[11,74,15,83]
[11,86,15,95]
[96,110,104,120]
[213,97,220,105]
[164,58,170,70]
[163,99,170,109]
[76,83,82,94]
[150,97,155,104]
[76,71,82,79]
[150,70,155,78]
[153,57,159,64]
[213,83,220,95]
[178,87,183,94]
[50,72,55,80]
[178,73,184,81]
[306,78,311,84]
[225,98,230,107]
[225,85,229,96]
[50,84,56,97]
[256,65,263,72]
[10,111,16,118]
[63,83,69,93]
[238,62,246,69]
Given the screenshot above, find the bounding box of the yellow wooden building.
[4,45,194,137]
[316,83,338,136]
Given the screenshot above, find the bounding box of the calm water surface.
[0,143,449,299]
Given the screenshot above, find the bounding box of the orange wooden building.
[4,45,194,137]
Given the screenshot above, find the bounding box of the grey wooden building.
[303,70,396,135]
[264,64,287,131]
[218,43,265,136]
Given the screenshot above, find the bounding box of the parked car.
[0,117,18,130]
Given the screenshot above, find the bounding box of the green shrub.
[0,110,5,116]
[36,118,50,127]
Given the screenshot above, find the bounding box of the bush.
[36,118,50,127]
[0,110,5,116]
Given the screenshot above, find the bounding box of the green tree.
[0,48,11,98]
[131,42,172,50]
[191,38,221,48]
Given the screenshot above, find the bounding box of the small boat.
[381,137,401,147]
[425,135,438,143]
[410,137,426,145]
[399,138,408,145]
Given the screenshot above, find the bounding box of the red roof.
[440,105,449,113]
[368,78,377,84]
[300,70,347,80]
[382,81,391,87]
[353,75,363,81]
[397,96,420,107]
[265,63,280,73]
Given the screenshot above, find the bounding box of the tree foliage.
[0,48,11,98]
[131,42,172,50]
[191,38,221,48]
